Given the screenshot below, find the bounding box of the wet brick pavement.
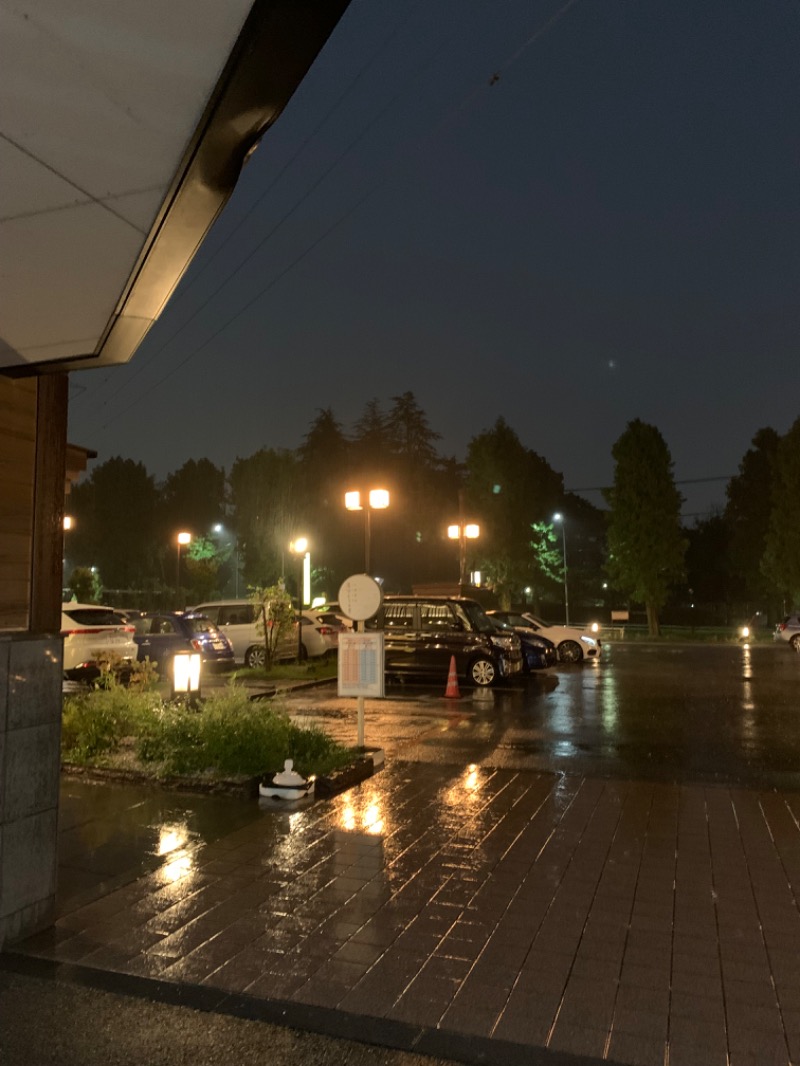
[8,760,800,1066]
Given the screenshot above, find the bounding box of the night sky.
[67,0,800,522]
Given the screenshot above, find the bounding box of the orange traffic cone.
[444,655,460,698]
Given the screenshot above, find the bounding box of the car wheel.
[469,657,497,687]
[559,640,583,663]
[791,635,800,653]
[245,645,266,669]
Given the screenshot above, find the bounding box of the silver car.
[774,614,800,651]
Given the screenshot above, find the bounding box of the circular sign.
[338,574,383,622]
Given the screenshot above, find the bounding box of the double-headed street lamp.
[552,513,569,624]
[289,537,309,661]
[447,522,480,586]
[345,489,390,574]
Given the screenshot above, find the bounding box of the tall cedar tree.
[762,416,800,609]
[725,427,780,605]
[604,420,686,635]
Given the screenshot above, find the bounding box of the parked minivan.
[190,600,297,668]
[370,595,522,687]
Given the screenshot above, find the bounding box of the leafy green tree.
[249,583,295,668]
[762,417,800,609]
[604,420,686,636]
[229,449,301,587]
[159,459,226,535]
[725,427,781,606]
[184,535,228,602]
[465,418,563,607]
[68,566,102,603]
[67,457,160,590]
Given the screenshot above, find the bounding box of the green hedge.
[62,686,352,779]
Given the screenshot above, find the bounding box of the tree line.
[64,392,800,633]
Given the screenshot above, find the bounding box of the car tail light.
[63,628,109,636]
[779,622,787,631]
[191,639,203,650]
[317,626,334,635]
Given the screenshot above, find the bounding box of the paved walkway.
[6,761,800,1066]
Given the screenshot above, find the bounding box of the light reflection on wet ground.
[285,642,800,789]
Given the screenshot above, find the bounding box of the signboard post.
[337,575,383,748]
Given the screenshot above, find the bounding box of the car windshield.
[458,601,496,634]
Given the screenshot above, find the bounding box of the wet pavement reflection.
[287,642,800,789]
[12,643,800,1066]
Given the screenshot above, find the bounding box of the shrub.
[63,685,353,780]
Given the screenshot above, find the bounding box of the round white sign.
[338,574,383,622]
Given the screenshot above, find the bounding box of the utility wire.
[93,0,584,431]
[72,1,429,408]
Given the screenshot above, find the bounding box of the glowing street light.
[63,515,74,531]
[447,522,480,586]
[289,536,309,661]
[176,531,191,603]
[345,489,390,574]
[553,513,569,624]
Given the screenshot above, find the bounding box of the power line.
[88,0,585,430]
[569,475,733,493]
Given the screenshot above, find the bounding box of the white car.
[488,610,601,663]
[774,614,800,651]
[298,611,345,656]
[190,600,297,667]
[61,603,138,679]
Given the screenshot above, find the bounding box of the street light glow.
[345,490,362,511]
[177,531,191,545]
[464,523,480,539]
[290,536,309,554]
[63,515,73,531]
[368,488,390,509]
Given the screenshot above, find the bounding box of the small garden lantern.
[172,650,201,701]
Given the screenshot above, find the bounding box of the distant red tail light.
[191,639,203,650]
[317,626,334,635]
[779,622,787,631]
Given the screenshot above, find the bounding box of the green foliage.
[762,417,800,606]
[725,427,780,602]
[604,420,687,635]
[466,418,563,606]
[68,566,102,603]
[62,686,163,761]
[249,583,296,667]
[63,686,353,779]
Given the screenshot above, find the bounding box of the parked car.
[312,603,354,630]
[60,603,138,681]
[488,610,601,663]
[298,610,345,656]
[190,599,298,668]
[774,614,800,651]
[489,617,557,672]
[130,611,234,674]
[370,595,523,687]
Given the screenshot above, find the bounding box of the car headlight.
[591,622,599,633]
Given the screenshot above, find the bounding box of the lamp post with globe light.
[553,513,569,624]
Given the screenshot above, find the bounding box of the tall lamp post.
[289,537,309,662]
[345,488,390,574]
[176,531,191,604]
[447,522,480,586]
[553,513,569,624]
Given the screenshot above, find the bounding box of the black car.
[131,611,235,675]
[489,617,557,672]
[371,595,523,687]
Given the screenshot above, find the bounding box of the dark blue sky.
[68,0,800,521]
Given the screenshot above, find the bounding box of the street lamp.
[289,537,309,661]
[345,489,390,574]
[553,513,569,624]
[176,531,191,603]
[447,522,480,586]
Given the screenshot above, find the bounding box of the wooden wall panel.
[0,376,36,631]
